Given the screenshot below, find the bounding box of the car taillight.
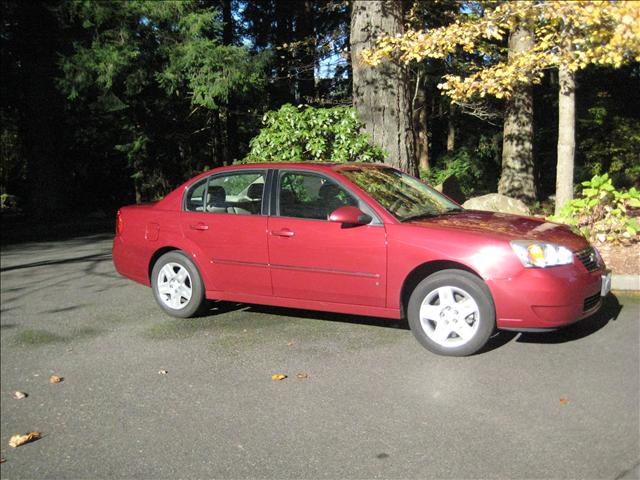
[116,210,123,236]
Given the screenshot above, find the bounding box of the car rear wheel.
[151,251,205,318]
[408,269,495,356]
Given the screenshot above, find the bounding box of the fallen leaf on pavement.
[49,375,63,384]
[158,369,168,375]
[271,374,287,381]
[0,457,6,464]
[296,373,308,379]
[9,432,42,448]
[559,397,569,405]
[11,391,27,400]
[287,341,294,347]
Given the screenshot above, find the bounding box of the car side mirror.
[328,206,372,226]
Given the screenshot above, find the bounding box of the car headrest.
[319,183,342,202]
[208,185,226,207]
[247,183,264,201]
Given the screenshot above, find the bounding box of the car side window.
[185,171,265,215]
[278,171,357,220]
[185,179,207,212]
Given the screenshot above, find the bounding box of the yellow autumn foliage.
[362,1,640,101]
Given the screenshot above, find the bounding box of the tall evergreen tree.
[1,0,69,216]
[59,1,269,201]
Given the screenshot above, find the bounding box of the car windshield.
[338,166,462,222]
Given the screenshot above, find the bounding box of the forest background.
[1,0,638,228]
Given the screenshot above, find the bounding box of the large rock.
[462,193,531,216]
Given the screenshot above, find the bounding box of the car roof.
[206,162,392,174]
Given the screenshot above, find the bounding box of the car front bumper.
[488,263,608,330]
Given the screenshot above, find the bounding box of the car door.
[267,169,387,307]
[181,169,272,296]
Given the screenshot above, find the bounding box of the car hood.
[406,210,589,251]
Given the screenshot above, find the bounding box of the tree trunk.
[498,23,536,204]
[413,75,429,171]
[15,1,68,217]
[274,0,294,106]
[447,104,456,153]
[222,0,238,164]
[295,0,315,103]
[350,0,417,175]
[555,65,576,214]
[222,0,233,45]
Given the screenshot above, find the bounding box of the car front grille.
[575,247,600,272]
[583,293,601,312]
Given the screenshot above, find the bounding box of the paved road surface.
[1,234,638,479]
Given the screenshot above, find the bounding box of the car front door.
[267,169,387,307]
[181,169,272,296]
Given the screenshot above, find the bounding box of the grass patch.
[208,314,405,353]
[142,311,290,341]
[142,317,218,340]
[68,326,103,341]
[13,328,67,346]
[12,326,103,347]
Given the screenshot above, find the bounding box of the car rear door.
[267,169,387,307]
[181,169,272,296]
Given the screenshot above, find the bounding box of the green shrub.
[578,102,640,189]
[548,173,640,245]
[242,104,386,164]
[421,148,488,197]
[0,193,20,213]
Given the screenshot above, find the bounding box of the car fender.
[151,231,220,292]
[386,223,521,310]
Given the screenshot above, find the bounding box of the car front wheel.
[151,251,205,318]
[408,270,495,356]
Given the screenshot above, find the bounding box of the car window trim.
[182,169,268,215]
[271,168,383,225]
[182,177,208,213]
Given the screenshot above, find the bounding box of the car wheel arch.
[148,246,212,289]
[148,247,180,282]
[400,260,484,319]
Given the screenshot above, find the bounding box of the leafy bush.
[243,104,386,164]
[577,87,640,189]
[421,147,490,197]
[549,173,640,245]
[0,193,19,210]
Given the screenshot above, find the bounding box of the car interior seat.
[207,185,228,213]
[319,183,351,218]
[206,185,250,215]
[246,183,264,214]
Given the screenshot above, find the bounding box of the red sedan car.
[113,163,611,356]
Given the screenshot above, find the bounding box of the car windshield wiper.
[439,207,464,215]
[401,208,464,222]
[401,212,440,222]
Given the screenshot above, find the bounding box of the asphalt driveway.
[1,234,638,479]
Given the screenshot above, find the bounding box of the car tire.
[408,269,495,356]
[151,251,206,318]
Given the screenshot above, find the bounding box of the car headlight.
[510,241,574,268]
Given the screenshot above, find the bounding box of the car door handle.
[190,222,209,231]
[270,228,294,237]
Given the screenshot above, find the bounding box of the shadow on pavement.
[201,294,624,353]
[203,301,409,331]
[0,252,112,272]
